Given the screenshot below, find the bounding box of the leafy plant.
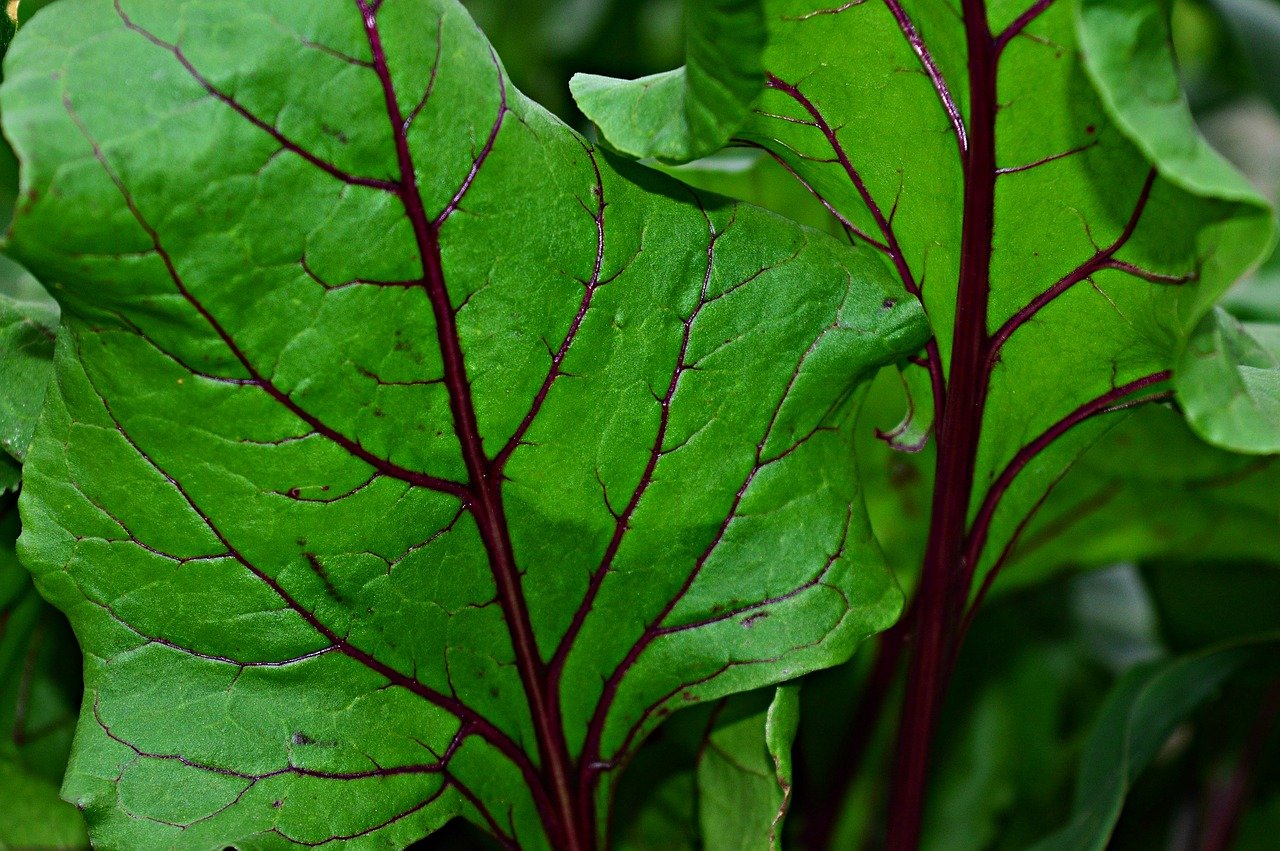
[0,0,1276,848]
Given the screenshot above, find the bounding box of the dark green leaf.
[1029,635,1280,851]
[0,496,87,850]
[16,0,58,27]
[926,581,1117,851]
[1144,560,1280,652]
[993,404,1280,597]
[2,0,927,845]
[571,0,766,163]
[0,255,58,478]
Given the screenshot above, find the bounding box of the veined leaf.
[991,403,1280,597]
[734,0,1274,590]
[610,684,799,851]
[1,0,927,846]
[571,0,766,164]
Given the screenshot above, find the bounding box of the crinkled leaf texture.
[2,0,927,847]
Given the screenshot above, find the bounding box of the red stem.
[884,1,998,846]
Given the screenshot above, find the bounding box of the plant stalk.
[884,0,998,846]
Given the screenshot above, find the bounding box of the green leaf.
[925,579,1120,851]
[1226,259,1280,323]
[1029,635,1280,851]
[698,684,798,851]
[0,15,14,73]
[1079,0,1268,207]
[1,0,927,846]
[736,0,1273,591]
[0,255,58,479]
[0,760,88,850]
[611,684,798,850]
[655,150,846,239]
[874,361,934,455]
[570,0,766,164]
[0,496,87,850]
[985,404,1280,598]
[1176,307,1280,454]
[1081,0,1280,453]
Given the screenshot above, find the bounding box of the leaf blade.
[2,1,926,845]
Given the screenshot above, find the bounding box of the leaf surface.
[729,0,1273,588]
[993,404,1280,596]
[0,256,57,481]
[1176,307,1280,454]
[2,0,926,846]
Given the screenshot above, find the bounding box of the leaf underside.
[2,0,926,846]
[734,0,1272,589]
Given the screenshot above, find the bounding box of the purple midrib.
[352,5,583,847]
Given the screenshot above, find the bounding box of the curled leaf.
[571,0,765,164]
[1176,307,1280,454]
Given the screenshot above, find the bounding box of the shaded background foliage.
[0,0,1276,848]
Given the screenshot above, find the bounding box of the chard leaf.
[875,361,935,455]
[571,0,766,164]
[737,0,1274,590]
[611,684,798,850]
[1029,635,1280,851]
[1,0,926,846]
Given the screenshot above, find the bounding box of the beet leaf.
[1,1,929,846]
